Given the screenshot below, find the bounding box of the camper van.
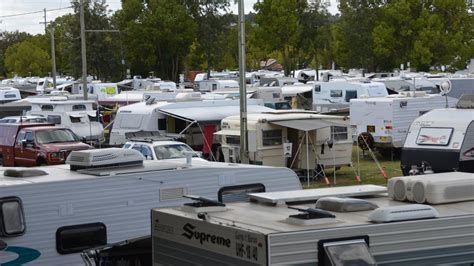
[401,95,474,175]
[196,79,239,93]
[152,174,474,265]
[76,82,119,100]
[350,92,457,150]
[0,148,302,265]
[26,97,104,143]
[216,111,352,176]
[282,80,389,112]
[0,87,21,104]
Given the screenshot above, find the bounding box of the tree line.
[0,0,472,81]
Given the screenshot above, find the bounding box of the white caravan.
[26,97,104,143]
[76,83,119,100]
[117,76,177,91]
[350,92,457,150]
[400,95,474,175]
[0,87,21,104]
[282,80,388,111]
[152,177,474,265]
[216,111,351,177]
[0,148,302,265]
[196,79,239,93]
[109,99,272,147]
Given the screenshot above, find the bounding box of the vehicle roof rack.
[125,131,174,142]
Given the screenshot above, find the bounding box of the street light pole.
[238,0,249,164]
[80,0,88,100]
[50,26,57,90]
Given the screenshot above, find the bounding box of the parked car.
[123,139,201,160]
[0,123,91,166]
[0,115,47,124]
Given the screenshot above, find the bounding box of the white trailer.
[0,87,21,104]
[25,97,104,143]
[152,178,474,265]
[216,111,352,178]
[281,80,388,111]
[0,148,301,265]
[350,92,457,150]
[401,95,474,175]
[196,79,239,93]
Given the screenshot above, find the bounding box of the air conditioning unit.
[369,204,439,223]
[388,177,410,201]
[411,172,474,204]
[66,148,144,170]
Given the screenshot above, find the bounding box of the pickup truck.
[0,123,91,166]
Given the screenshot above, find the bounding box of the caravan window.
[0,197,26,237]
[41,105,54,111]
[262,130,282,146]
[226,136,240,145]
[119,114,143,129]
[158,118,167,130]
[72,104,86,111]
[345,90,357,102]
[331,126,348,141]
[330,90,343,97]
[56,223,107,254]
[70,116,81,123]
[416,127,453,146]
[314,85,321,93]
[47,115,62,124]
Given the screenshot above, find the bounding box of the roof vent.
[3,169,48,177]
[315,197,378,212]
[456,94,474,109]
[66,148,144,171]
[50,96,68,101]
[181,195,226,213]
[286,206,336,226]
[368,204,439,223]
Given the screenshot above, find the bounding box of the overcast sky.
[0,0,339,35]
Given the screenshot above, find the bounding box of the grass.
[302,146,403,188]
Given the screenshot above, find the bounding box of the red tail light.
[464,148,474,157]
[385,125,393,130]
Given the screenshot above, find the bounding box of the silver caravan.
[0,148,301,265]
[350,92,457,150]
[401,95,474,175]
[25,97,104,143]
[152,174,474,265]
[282,80,388,111]
[216,111,352,177]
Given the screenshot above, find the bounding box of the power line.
[0,6,73,19]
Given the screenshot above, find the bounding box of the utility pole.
[80,0,88,100]
[50,26,57,90]
[43,8,47,33]
[238,0,249,164]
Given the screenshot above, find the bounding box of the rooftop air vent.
[315,197,378,212]
[3,169,48,177]
[66,148,144,171]
[411,173,474,204]
[368,204,439,223]
[181,195,226,213]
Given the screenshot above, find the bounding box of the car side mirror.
[21,139,27,148]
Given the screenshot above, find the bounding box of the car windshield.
[36,129,79,144]
[153,144,195,159]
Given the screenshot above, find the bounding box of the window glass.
[56,223,107,254]
[153,144,194,160]
[226,136,240,145]
[262,130,282,146]
[314,85,321,93]
[330,90,342,97]
[47,115,61,124]
[70,116,82,123]
[416,127,453,146]
[158,118,167,130]
[36,129,79,144]
[0,197,25,237]
[345,90,357,102]
[16,132,25,145]
[141,145,154,159]
[41,105,54,111]
[72,105,86,111]
[331,126,348,141]
[25,131,34,142]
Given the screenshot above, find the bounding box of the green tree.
[0,31,31,78]
[4,39,51,76]
[116,0,196,80]
[253,0,307,76]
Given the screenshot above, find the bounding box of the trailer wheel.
[357,132,374,151]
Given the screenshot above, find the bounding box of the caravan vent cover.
[368,204,439,223]
[66,148,144,170]
[315,197,378,212]
[387,177,408,201]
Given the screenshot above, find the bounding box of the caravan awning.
[269,119,346,131]
[159,104,272,123]
[214,129,241,136]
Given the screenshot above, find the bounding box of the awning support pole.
[306,131,310,187]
